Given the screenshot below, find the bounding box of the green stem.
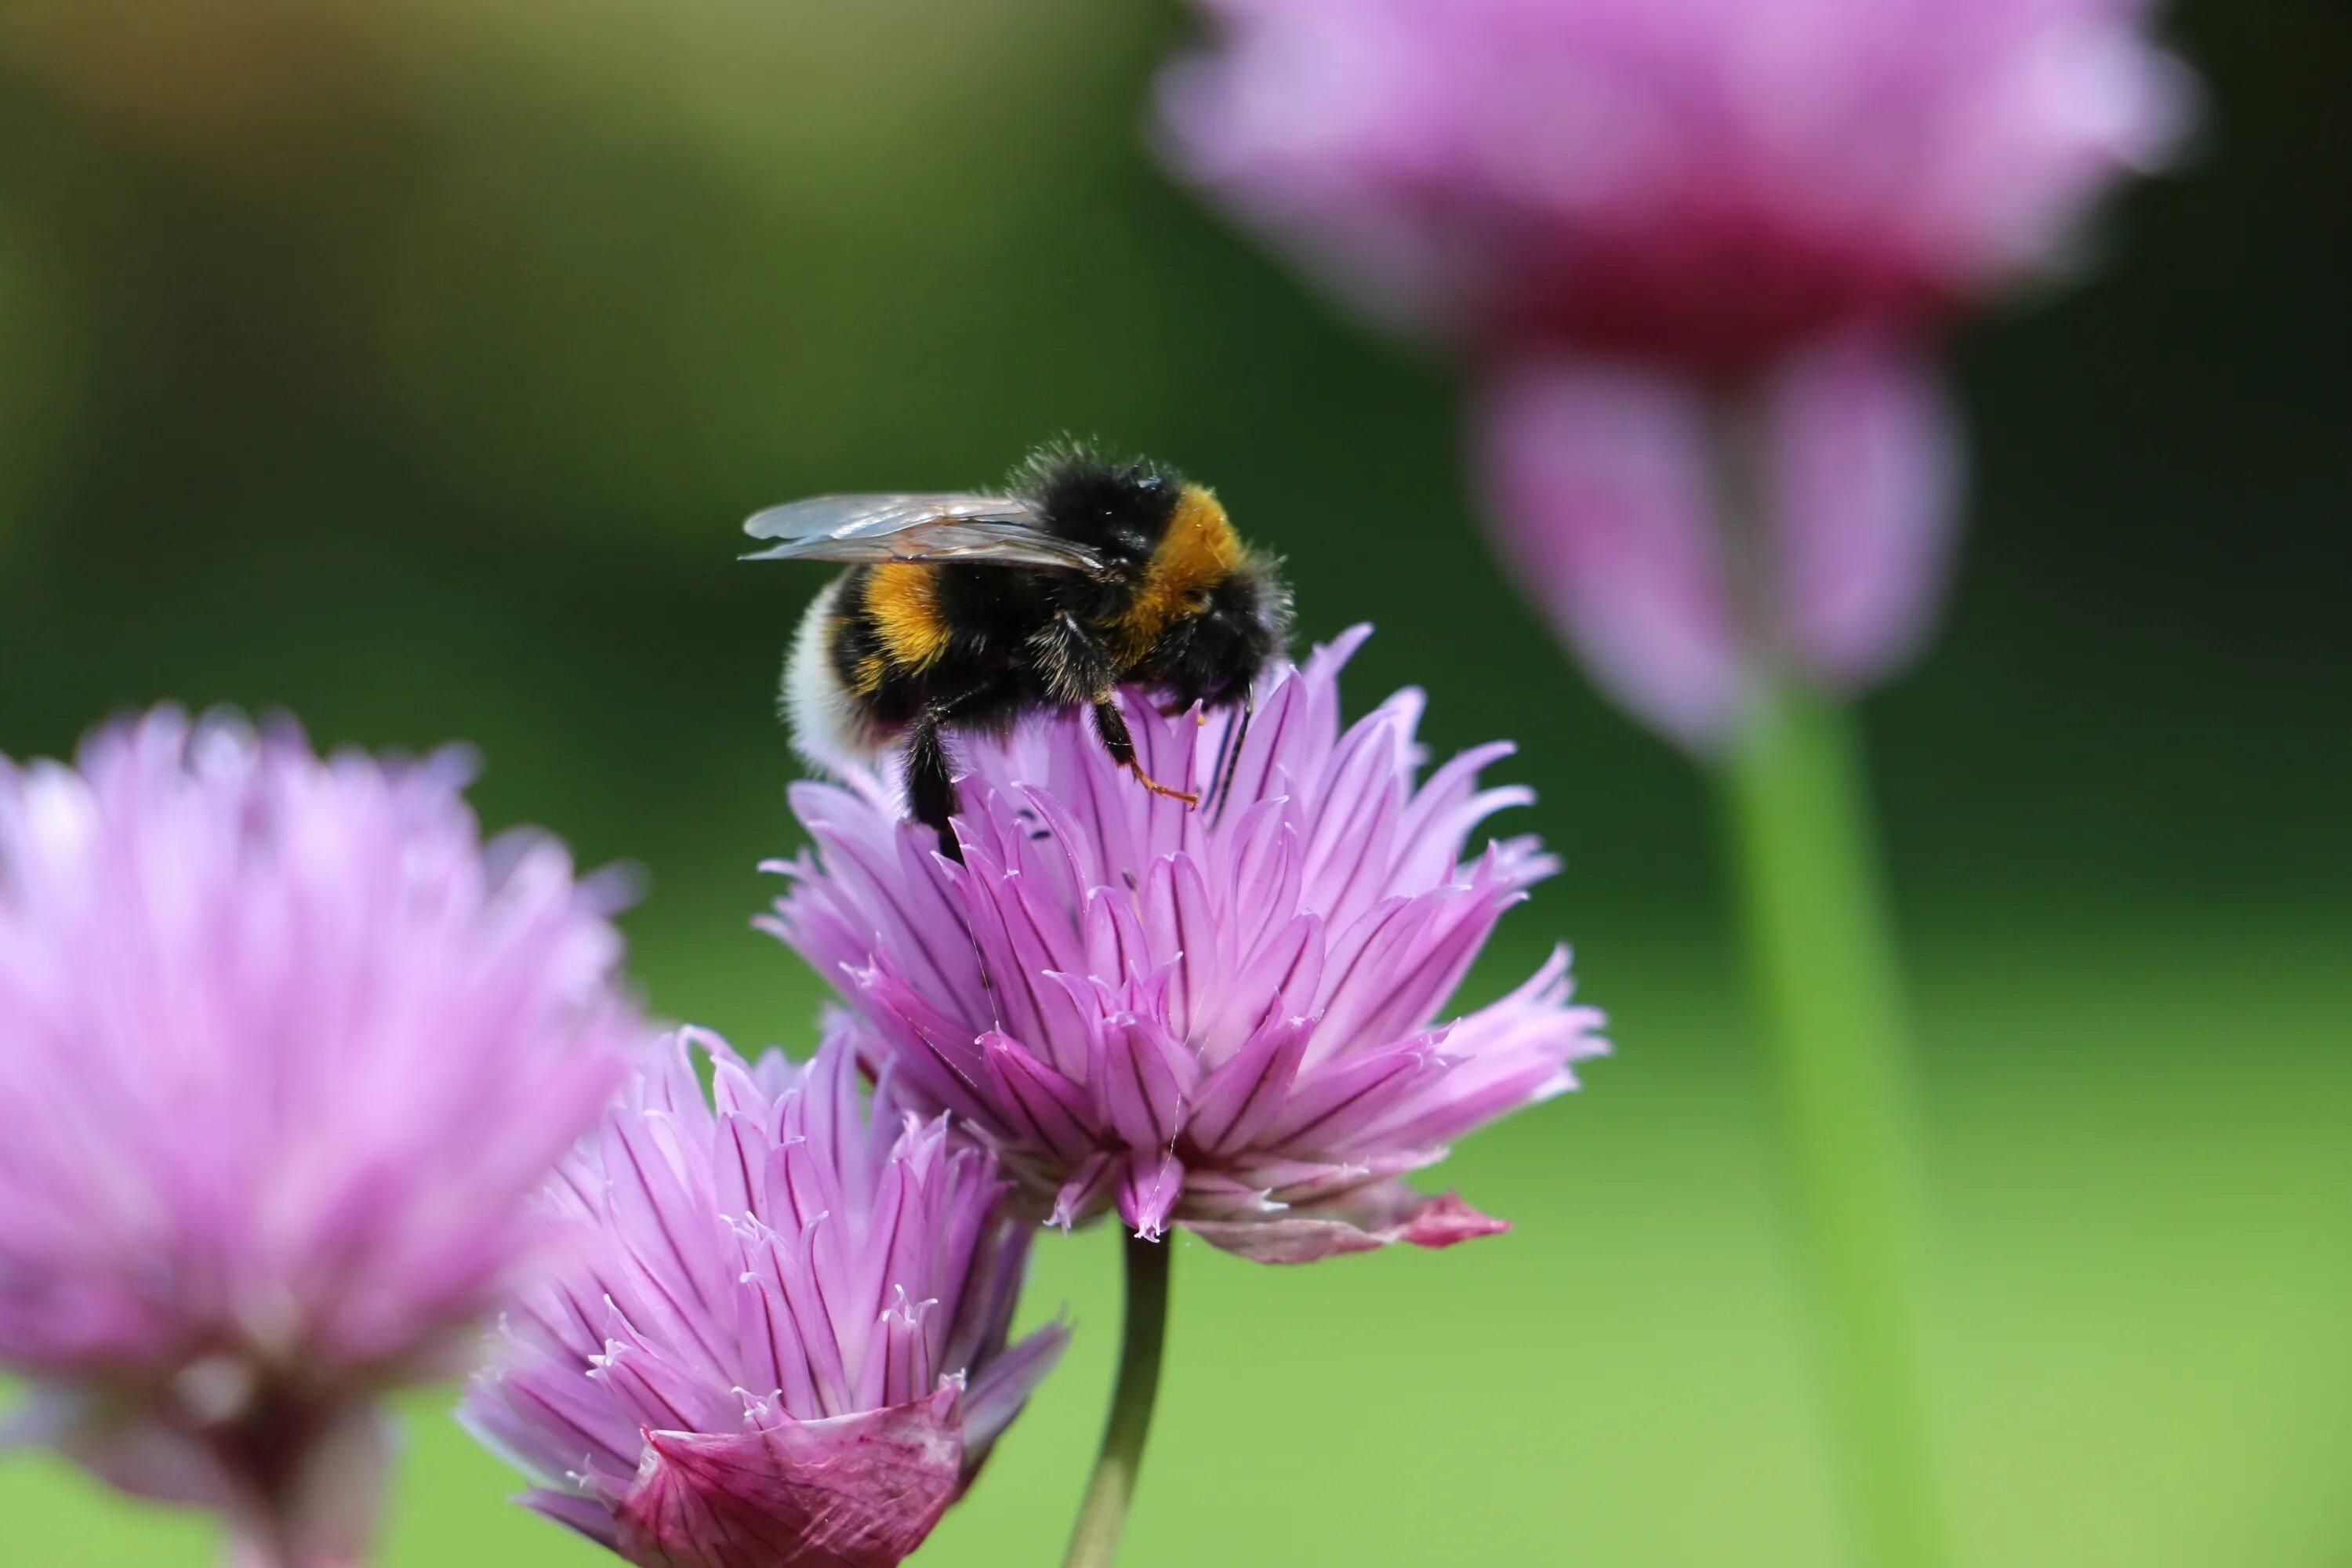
[1062,1232,1171,1568]
[1721,684,1947,1568]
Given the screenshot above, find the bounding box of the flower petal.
[978,1031,1097,1167]
[1184,1185,1508,1265]
[961,1321,1072,1458]
[1764,336,1962,689]
[1476,360,1743,749]
[522,1488,622,1551]
[1086,1013,1195,1154]
[1050,1150,1121,1232]
[1185,1012,1315,1157]
[1116,1150,1186,1243]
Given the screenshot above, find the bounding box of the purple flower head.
[0,708,637,1564]
[462,1026,1065,1568]
[1160,0,2193,373]
[769,628,1607,1265]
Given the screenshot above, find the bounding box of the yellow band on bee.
[1115,485,1242,661]
[865,563,953,677]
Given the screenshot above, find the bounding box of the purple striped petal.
[1186,1012,1315,1157]
[1116,1150,1186,1243]
[1050,1151,1120,1233]
[1087,1013,1196,1155]
[979,1032,1097,1167]
[1186,1185,1508,1265]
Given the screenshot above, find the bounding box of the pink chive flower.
[0,709,637,1566]
[1475,335,1962,746]
[1160,0,2192,745]
[1160,0,2191,372]
[768,628,1607,1265]
[463,1028,1066,1568]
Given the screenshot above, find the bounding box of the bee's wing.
[740,493,1108,575]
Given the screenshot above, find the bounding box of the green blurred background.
[1,0,2346,1563]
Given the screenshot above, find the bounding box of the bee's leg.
[1091,699,1200,807]
[906,670,1031,862]
[1033,612,1120,709]
[1205,685,1254,823]
[904,715,963,862]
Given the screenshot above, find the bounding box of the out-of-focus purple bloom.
[1478,336,1962,746]
[768,629,1606,1265]
[1160,0,2189,745]
[0,709,637,1566]
[463,1028,1065,1568]
[1161,0,2192,372]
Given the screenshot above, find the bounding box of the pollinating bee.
[744,445,1293,859]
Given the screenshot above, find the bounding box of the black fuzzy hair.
[1012,440,1185,548]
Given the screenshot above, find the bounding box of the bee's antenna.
[1207,684,1254,826]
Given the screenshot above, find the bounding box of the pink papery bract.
[768,629,1608,1262]
[463,1029,1065,1568]
[0,708,637,1561]
[615,1399,960,1568]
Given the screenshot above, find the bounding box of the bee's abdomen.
[786,575,886,771]
[815,568,884,697]
[862,563,956,677]
[820,564,985,729]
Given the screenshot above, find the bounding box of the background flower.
[1162,11,2190,1563]
[1159,0,2192,744]
[1161,0,2192,371]
[1475,336,1961,746]
[463,1027,1065,1568]
[768,629,1607,1265]
[0,708,637,1566]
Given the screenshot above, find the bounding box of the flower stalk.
[211,1396,386,1568]
[1719,677,1946,1568]
[225,1517,364,1568]
[1062,1234,1172,1568]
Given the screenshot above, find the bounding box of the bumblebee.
[744,446,1292,858]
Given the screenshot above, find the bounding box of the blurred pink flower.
[463,1028,1065,1568]
[0,709,637,1566]
[1160,0,2189,742]
[1162,0,2190,372]
[1477,335,1962,746]
[768,629,1607,1265]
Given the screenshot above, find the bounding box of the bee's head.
[1149,554,1293,712]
